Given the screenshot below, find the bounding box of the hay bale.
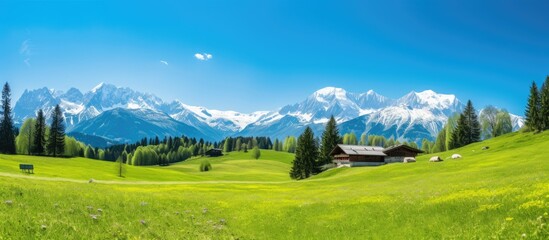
[429,156,443,162]
[451,154,462,159]
[403,157,416,163]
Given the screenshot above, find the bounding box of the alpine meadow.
[1,1,549,239]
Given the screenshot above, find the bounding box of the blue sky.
[1,0,548,114]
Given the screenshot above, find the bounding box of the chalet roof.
[331,144,387,157]
[205,148,222,152]
[383,144,424,154]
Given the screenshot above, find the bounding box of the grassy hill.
[0,150,294,182]
[0,132,547,239]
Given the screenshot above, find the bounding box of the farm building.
[330,144,424,167]
[205,148,223,157]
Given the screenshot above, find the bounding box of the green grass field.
[0,132,547,239]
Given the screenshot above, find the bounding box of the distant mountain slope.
[70,108,211,143]
[14,83,525,144]
[66,132,119,148]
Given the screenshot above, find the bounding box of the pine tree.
[290,127,318,180]
[459,100,481,144]
[449,101,481,149]
[273,139,280,151]
[525,81,542,132]
[540,76,549,130]
[450,114,468,149]
[32,109,46,155]
[319,116,340,166]
[46,104,65,157]
[0,82,16,154]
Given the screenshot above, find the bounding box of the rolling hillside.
[0,132,547,239]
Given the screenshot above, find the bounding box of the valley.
[13,84,524,146]
[1,131,547,239]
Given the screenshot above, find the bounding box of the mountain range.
[13,83,524,147]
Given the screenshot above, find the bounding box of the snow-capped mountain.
[14,83,271,144]
[71,108,210,143]
[14,83,525,147]
[240,88,466,142]
[278,87,391,124]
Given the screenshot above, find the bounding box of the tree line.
[288,97,517,180]
[1,82,69,157]
[525,76,549,132]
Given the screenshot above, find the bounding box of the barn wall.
[385,156,405,163]
[350,155,384,162]
[385,150,418,157]
[350,161,385,167]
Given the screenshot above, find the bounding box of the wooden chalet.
[383,144,424,163]
[330,144,424,167]
[205,148,223,157]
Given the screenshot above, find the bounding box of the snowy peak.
[357,89,392,109]
[60,88,83,103]
[13,87,59,122]
[82,83,163,112]
[91,82,106,93]
[167,100,270,132]
[280,87,390,124]
[313,87,349,102]
[397,90,461,112]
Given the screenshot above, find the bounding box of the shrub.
[251,146,261,160]
[199,160,212,172]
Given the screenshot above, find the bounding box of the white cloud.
[194,53,213,61]
[20,39,31,55]
[160,60,169,66]
[20,39,32,66]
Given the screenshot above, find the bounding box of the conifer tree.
[290,127,318,180]
[540,76,549,130]
[462,100,481,144]
[449,100,480,149]
[46,104,65,157]
[525,81,542,132]
[273,138,280,151]
[319,116,340,166]
[32,109,47,155]
[450,114,468,149]
[0,82,16,154]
